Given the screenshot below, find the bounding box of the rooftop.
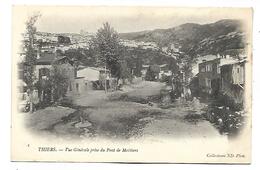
[36,53,70,65]
[219,58,239,66]
[199,57,239,66]
[220,58,247,66]
[36,53,56,65]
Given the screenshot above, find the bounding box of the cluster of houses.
[18,31,247,111]
[120,39,160,50]
[197,55,246,104]
[36,32,92,45]
[18,32,112,110]
[139,54,246,106]
[35,33,91,54]
[36,52,113,100]
[18,48,246,101]
[141,64,172,81]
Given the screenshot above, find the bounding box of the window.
[201,67,205,72]
[217,64,221,74]
[206,64,212,72]
[237,67,240,73]
[39,68,50,79]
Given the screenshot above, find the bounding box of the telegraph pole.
[104,64,107,93]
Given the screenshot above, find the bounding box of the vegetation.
[22,13,41,90]
[50,64,70,102]
[21,13,74,108]
[95,22,121,78]
[93,22,140,86]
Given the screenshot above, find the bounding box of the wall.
[220,63,245,104]
[35,65,52,80]
[198,58,221,94]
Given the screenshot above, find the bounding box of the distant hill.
[120,19,246,57]
[35,20,247,71]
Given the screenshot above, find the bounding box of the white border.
[1,0,259,170]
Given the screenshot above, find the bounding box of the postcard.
[11,6,252,163]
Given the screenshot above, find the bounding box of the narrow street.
[23,80,227,141]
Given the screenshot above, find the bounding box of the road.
[24,80,227,141]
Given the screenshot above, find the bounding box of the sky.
[14,6,252,33]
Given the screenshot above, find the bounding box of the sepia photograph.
[11,6,252,163]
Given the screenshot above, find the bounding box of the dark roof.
[54,55,66,62]
[36,53,73,65]
[75,77,84,79]
[150,65,160,73]
[36,53,56,65]
[199,58,221,66]
[54,55,74,65]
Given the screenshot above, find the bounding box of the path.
[23,80,227,142]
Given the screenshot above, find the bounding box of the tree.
[181,56,193,100]
[119,60,133,84]
[95,22,121,78]
[22,12,41,90]
[22,13,41,112]
[94,22,123,92]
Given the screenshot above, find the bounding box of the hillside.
[120,19,246,57]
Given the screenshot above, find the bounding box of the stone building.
[198,57,237,96]
[220,60,246,104]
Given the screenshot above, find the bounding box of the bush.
[203,104,246,136]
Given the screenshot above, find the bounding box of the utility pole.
[104,64,107,93]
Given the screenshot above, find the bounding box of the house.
[198,57,238,96]
[77,67,100,81]
[141,65,150,79]
[72,77,87,95]
[77,67,112,91]
[142,64,167,81]
[35,53,55,82]
[145,65,161,81]
[191,54,218,76]
[57,35,71,44]
[220,60,246,104]
[76,67,100,92]
[159,64,171,79]
[35,52,76,102]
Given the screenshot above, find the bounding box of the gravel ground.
[23,80,226,141]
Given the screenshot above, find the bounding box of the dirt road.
[25,80,227,141]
